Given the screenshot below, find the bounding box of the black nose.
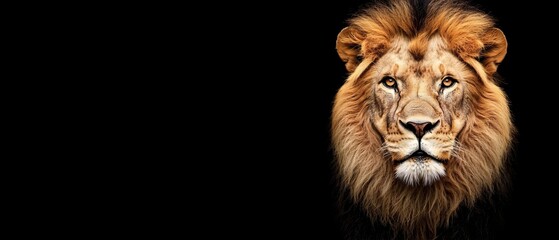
[400,120,439,139]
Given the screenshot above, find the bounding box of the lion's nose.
[400,120,439,139]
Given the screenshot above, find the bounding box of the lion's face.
[369,36,472,185]
[333,8,512,189]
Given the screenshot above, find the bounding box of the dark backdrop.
[212,0,558,239]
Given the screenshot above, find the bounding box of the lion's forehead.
[378,35,466,80]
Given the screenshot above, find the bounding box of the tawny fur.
[332,0,514,239]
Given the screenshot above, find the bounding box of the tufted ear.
[479,28,507,75]
[336,27,365,72]
[336,26,390,73]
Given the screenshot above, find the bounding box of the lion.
[331,0,515,239]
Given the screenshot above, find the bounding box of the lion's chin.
[395,157,446,186]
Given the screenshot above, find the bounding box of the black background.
[23,0,558,238]
[202,0,558,239]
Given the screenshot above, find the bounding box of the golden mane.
[332,0,514,239]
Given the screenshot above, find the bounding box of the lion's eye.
[441,77,457,88]
[381,77,397,89]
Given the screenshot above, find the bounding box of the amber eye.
[441,77,457,88]
[381,76,397,88]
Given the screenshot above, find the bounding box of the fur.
[332,0,514,239]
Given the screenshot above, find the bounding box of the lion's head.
[332,0,514,238]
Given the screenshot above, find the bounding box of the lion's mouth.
[393,150,448,185]
[394,150,446,165]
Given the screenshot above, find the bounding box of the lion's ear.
[480,28,507,75]
[336,27,365,72]
[337,26,390,73]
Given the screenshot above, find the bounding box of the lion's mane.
[332,0,515,239]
